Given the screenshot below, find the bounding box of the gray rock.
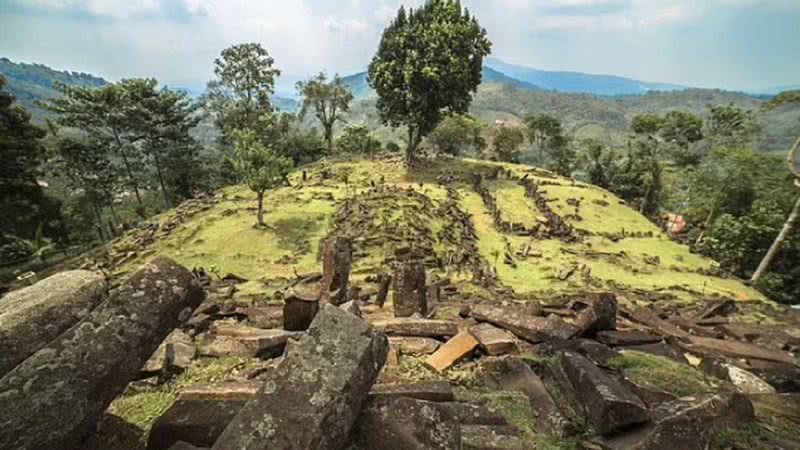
[560,351,648,435]
[348,396,461,450]
[393,262,427,317]
[596,330,662,347]
[471,305,578,343]
[211,303,389,450]
[148,400,246,450]
[370,382,454,402]
[339,300,362,318]
[461,425,526,450]
[0,257,204,450]
[283,286,319,331]
[0,270,107,377]
[574,292,617,335]
[320,236,352,306]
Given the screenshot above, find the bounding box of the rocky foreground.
[1,242,798,450]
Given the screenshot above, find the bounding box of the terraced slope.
[92,156,765,307]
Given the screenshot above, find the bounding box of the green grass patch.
[609,350,714,397]
[484,390,582,450]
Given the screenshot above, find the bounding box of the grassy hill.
[92,156,767,307]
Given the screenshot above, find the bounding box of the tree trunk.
[256,191,265,227]
[695,201,720,246]
[325,125,334,155]
[153,151,171,208]
[113,132,142,205]
[751,192,800,282]
[91,200,106,241]
[406,127,421,165]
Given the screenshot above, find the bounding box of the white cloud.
[17,0,161,18]
[324,18,372,34]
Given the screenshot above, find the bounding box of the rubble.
[0,269,108,377]
[0,257,204,450]
[211,304,388,450]
[574,292,617,335]
[393,261,428,317]
[373,318,459,338]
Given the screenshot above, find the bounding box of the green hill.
[91,156,764,305]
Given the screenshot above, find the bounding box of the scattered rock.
[148,399,246,450]
[373,318,459,338]
[700,358,776,394]
[596,330,661,347]
[696,299,736,320]
[444,403,509,426]
[574,292,617,336]
[0,257,205,450]
[234,306,283,329]
[0,270,107,377]
[425,331,479,372]
[471,305,578,343]
[629,307,690,339]
[744,359,800,393]
[461,424,527,450]
[375,273,391,308]
[348,397,461,450]
[211,303,388,450]
[339,299,362,318]
[282,286,319,331]
[680,335,797,366]
[389,336,441,355]
[560,351,648,435]
[393,262,427,317]
[141,330,196,375]
[469,323,519,356]
[178,382,261,401]
[320,236,352,306]
[201,329,299,358]
[620,342,688,365]
[371,382,455,402]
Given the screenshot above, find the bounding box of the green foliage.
[660,110,704,148]
[707,103,761,149]
[761,90,800,111]
[427,113,486,156]
[493,126,526,163]
[368,0,492,161]
[297,73,353,152]
[336,123,381,154]
[231,129,292,195]
[630,113,664,135]
[0,75,64,243]
[385,141,401,153]
[581,139,617,189]
[206,43,281,140]
[524,112,564,164]
[610,137,662,216]
[609,351,713,397]
[544,133,575,176]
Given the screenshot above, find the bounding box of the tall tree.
[706,103,760,149]
[41,79,154,206]
[427,114,486,156]
[206,43,281,139]
[524,113,563,165]
[751,92,800,282]
[296,73,353,154]
[0,75,62,241]
[545,133,575,177]
[493,126,526,163]
[368,0,491,163]
[230,129,292,227]
[660,110,703,149]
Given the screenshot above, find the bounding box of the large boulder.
[560,351,648,435]
[0,257,204,450]
[574,292,617,336]
[148,400,246,450]
[348,397,461,450]
[0,270,107,377]
[211,303,389,450]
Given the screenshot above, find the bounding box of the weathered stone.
[425,331,479,372]
[744,359,800,392]
[461,425,526,450]
[621,342,689,365]
[178,382,261,401]
[696,298,736,320]
[560,351,648,435]
[142,342,196,374]
[393,262,427,317]
[320,236,352,306]
[700,358,776,394]
[596,330,662,347]
[541,338,619,366]
[234,306,282,329]
[0,257,204,450]
[148,400,246,450]
[629,307,690,339]
[492,356,572,437]
[375,273,391,307]
[371,382,454,402]
[469,323,518,356]
[373,318,459,338]
[389,336,441,355]
[339,299,362,318]
[200,329,299,358]
[471,305,578,343]
[680,335,797,365]
[574,292,617,335]
[348,397,461,450]
[283,287,319,331]
[598,391,754,450]
[444,402,509,426]
[211,303,388,450]
[0,270,107,377]
[168,441,208,450]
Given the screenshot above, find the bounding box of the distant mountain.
[747,85,800,96]
[484,57,686,96]
[341,66,540,100]
[0,57,108,121]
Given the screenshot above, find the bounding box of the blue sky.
[1,0,798,93]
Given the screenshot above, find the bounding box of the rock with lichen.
[0,257,205,450]
[211,303,389,450]
[0,270,108,378]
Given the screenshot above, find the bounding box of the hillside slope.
[89,156,766,306]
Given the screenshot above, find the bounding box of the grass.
[608,350,714,397]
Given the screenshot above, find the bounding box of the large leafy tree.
[493,126,525,163]
[545,133,574,177]
[525,113,563,165]
[706,103,760,149]
[427,113,486,156]
[1,75,62,241]
[368,0,491,163]
[41,79,154,206]
[206,43,281,139]
[230,129,292,227]
[336,123,382,155]
[296,73,353,153]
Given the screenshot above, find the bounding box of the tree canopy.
[297,73,353,153]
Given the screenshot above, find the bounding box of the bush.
[385,141,401,153]
[336,124,381,154]
[0,235,33,264]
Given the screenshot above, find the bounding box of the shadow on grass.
[272,216,324,253]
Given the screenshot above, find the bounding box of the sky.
[1,0,798,94]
